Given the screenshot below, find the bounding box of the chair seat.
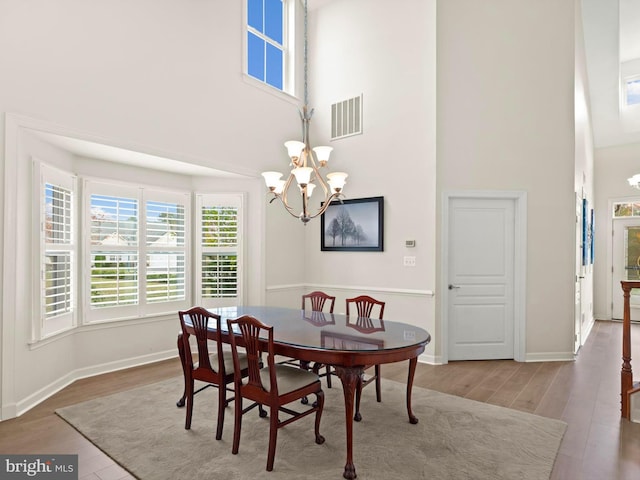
[195,351,248,374]
[256,364,320,394]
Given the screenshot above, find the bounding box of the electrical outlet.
[403,256,416,267]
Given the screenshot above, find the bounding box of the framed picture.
[582,198,588,266]
[320,196,384,252]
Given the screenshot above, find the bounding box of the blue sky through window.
[247,0,284,90]
[627,78,640,106]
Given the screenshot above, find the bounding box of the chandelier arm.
[306,192,345,221]
[279,172,297,207]
[269,191,304,219]
[309,154,331,198]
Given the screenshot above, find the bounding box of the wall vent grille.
[331,94,363,140]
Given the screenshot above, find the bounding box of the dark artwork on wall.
[320,196,384,252]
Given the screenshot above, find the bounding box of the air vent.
[331,94,363,140]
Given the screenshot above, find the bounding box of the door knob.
[448,284,460,290]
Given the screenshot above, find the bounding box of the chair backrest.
[345,295,385,320]
[178,306,224,375]
[302,291,336,313]
[227,315,278,398]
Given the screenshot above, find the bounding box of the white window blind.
[38,163,77,339]
[89,193,139,309]
[196,194,243,306]
[145,200,186,303]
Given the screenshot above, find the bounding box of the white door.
[612,218,640,320]
[447,198,515,360]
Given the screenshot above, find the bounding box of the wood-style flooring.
[0,320,639,479]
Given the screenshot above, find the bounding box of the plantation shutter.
[196,194,243,306]
[38,162,77,339]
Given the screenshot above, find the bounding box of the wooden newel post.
[620,281,637,419]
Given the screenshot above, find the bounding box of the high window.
[246,0,288,92]
[625,76,640,107]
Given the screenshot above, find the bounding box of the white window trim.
[243,0,297,99]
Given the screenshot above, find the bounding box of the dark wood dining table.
[177,305,431,479]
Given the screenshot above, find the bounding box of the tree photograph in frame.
[320,196,384,252]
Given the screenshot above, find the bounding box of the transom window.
[613,202,640,217]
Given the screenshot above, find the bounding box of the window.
[624,76,640,107]
[85,181,190,322]
[195,194,244,307]
[246,0,286,91]
[34,165,245,339]
[613,202,640,218]
[38,163,77,339]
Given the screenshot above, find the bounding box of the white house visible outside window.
[85,181,190,322]
[247,0,285,91]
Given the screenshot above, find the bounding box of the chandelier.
[261,0,348,225]
[628,175,640,189]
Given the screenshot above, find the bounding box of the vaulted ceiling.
[582,0,640,148]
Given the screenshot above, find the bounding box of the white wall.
[593,142,640,319]
[295,0,437,358]
[437,0,579,360]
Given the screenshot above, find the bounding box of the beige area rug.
[56,376,566,480]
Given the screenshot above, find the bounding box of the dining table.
[177,305,431,479]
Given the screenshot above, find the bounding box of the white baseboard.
[524,352,576,362]
[418,353,442,365]
[12,349,177,419]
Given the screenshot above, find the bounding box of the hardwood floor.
[1,320,639,479]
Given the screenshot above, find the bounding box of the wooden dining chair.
[302,290,336,313]
[301,291,336,389]
[177,306,249,440]
[227,315,325,472]
[345,295,386,422]
[279,291,336,376]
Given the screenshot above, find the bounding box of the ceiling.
[582,0,640,148]
[31,130,248,179]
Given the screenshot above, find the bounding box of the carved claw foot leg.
[334,365,364,480]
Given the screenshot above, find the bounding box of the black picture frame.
[320,196,384,252]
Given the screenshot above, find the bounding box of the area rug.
[56,376,566,480]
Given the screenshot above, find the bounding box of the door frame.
[607,196,640,321]
[441,190,527,363]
